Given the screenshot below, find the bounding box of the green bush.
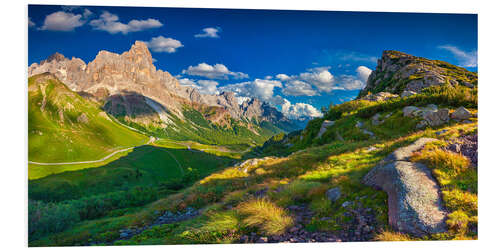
[28,200,80,241]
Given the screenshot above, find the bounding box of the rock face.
[358,50,477,98]
[363,138,448,237]
[316,120,335,138]
[28,41,298,131]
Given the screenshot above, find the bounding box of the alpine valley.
[28,46,478,246]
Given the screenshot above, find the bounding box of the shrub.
[28,200,80,241]
[270,180,322,206]
[446,210,470,234]
[442,189,477,214]
[238,198,293,235]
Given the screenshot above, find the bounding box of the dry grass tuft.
[237,198,294,235]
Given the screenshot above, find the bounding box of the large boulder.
[316,120,335,138]
[450,106,472,120]
[363,138,448,237]
[421,108,449,127]
[401,90,417,98]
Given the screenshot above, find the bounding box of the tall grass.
[238,198,294,235]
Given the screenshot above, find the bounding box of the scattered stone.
[77,113,89,123]
[451,106,472,120]
[447,133,478,167]
[326,188,342,203]
[403,106,420,117]
[360,92,399,102]
[366,146,377,152]
[401,90,417,98]
[342,201,352,208]
[435,129,448,136]
[317,120,335,138]
[363,138,447,237]
[371,113,382,125]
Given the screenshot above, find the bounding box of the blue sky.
[28,5,477,119]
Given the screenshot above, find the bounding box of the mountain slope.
[28,73,148,162]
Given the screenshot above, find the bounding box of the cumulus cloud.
[438,45,477,67]
[276,65,371,95]
[178,78,220,95]
[281,99,322,120]
[220,79,283,105]
[182,63,248,80]
[356,66,372,83]
[39,11,85,31]
[276,74,290,81]
[299,67,338,92]
[89,11,163,34]
[282,80,318,96]
[335,75,366,90]
[195,27,221,38]
[144,36,183,53]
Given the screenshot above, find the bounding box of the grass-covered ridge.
[28,73,148,163]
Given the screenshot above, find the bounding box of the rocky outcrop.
[358,50,477,98]
[403,104,451,128]
[360,92,398,102]
[363,138,448,237]
[316,120,335,138]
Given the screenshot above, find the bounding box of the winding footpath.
[28,137,155,166]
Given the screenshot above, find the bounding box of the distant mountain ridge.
[29,41,300,144]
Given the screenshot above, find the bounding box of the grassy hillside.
[28,73,148,163]
[27,52,478,246]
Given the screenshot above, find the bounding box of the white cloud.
[438,45,477,67]
[144,36,183,53]
[264,75,273,80]
[356,66,372,83]
[195,27,221,38]
[182,63,248,80]
[277,65,371,93]
[276,74,290,81]
[336,75,366,90]
[28,17,35,28]
[178,78,220,95]
[281,99,322,120]
[299,67,338,92]
[39,11,85,31]
[89,11,163,34]
[83,9,93,19]
[220,79,282,104]
[282,80,318,96]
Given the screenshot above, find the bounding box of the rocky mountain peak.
[42,52,67,64]
[358,50,477,98]
[123,41,153,66]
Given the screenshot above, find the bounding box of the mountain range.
[29,41,300,146]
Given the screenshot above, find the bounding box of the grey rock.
[450,106,472,120]
[326,188,342,203]
[401,90,417,98]
[403,106,420,117]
